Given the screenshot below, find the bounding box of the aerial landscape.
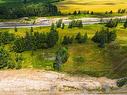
[0,0,127,94]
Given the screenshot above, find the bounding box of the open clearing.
[57,0,127,13]
[1,23,127,78]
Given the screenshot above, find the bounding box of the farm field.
[57,0,127,13]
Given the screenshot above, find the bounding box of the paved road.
[0,16,126,28]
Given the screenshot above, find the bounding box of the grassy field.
[1,23,127,78]
[57,0,127,13]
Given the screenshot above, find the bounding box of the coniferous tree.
[73,11,77,15]
[53,47,69,70]
[14,26,17,32]
[75,32,81,41]
[78,11,81,14]
[75,32,88,43]
[50,23,56,30]
[47,29,59,48]
[62,36,73,45]
[30,27,33,32]
[61,23,65,29]
[56,19,62,28]
[124,19,127,28]
[92,28,117,48]
[105,19,118,28]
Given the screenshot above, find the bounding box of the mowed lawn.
[57,0,127,13]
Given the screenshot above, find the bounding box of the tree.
[68,22,72,28]
[0,47,15,69]
[91,11,94,15]
[62,36,73,45]
[13,37,25,53]
[0,3,59,19]
[75,32,81,41]
[56,19,62,28]
[0,31,15,45]
[73,11,77,15]
[98,37,105,48]
[75,32,88,43]
[92,28,117,48]
[15,53,23,69]
[14,26,17,32]
[109,10,113,14]
[105,19,118,28]
[30,27,33,32]
[23,0,27,4]
[50,23,55,30]
[61,23,65,29]
[53,47,69,70]
[68,20,83,28]
[124,19,127,28]
[78,11,81,14]
[47,29,59,48]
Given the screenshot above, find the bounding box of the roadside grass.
[1,23,127,78]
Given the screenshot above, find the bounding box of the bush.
[105,19,118,28]
[75,32,88,43]
[68,20,83,28]
[117,77,127,87]
[124,19,127,28]
[0,31,15,45]
[0,47,15,69]
[92,28,117,48]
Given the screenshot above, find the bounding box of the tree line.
[13,27,59,53]
[62,32,88,45]
[0,3,59,19]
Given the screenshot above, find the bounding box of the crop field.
[57,0,127,13]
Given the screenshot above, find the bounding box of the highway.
[0,16,126,28]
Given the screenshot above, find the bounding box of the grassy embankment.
[0,23,127,78]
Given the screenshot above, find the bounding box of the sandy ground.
[0,69,126,95]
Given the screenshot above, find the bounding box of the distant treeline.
[67,8,127,16]
[0,3,59,19]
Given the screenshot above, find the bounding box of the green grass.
[1,23,127,78]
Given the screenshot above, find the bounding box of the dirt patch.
[0,69,125,95]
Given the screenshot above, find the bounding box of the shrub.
[0,47,15,69]
[117,77,127,87]
[92,28,117,48]
[105,19,118,28]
